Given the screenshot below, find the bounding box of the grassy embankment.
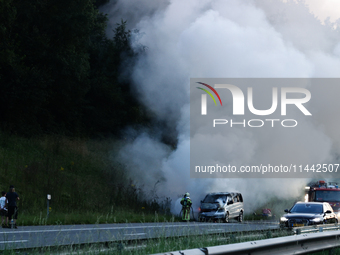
[0,133,174,225]
[0,132,303,226]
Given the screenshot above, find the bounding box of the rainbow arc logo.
[196,82,222,106]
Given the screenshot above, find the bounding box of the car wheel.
[224,212,229,223]
[238,212,243,222]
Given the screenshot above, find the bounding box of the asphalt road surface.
[0,221,278,250]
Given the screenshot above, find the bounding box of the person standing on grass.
[0,191,8,227]
[6,185,19,229]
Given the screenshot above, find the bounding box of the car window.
[315,191,340,202]
[203,195,215,203]
[203,194,229,203]
[323,204,327,213]
[290,204,323,213]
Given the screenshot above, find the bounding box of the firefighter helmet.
[185,192,190,197]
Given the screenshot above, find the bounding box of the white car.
[198,192,244,223]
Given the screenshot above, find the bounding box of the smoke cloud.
[103,0,340,214]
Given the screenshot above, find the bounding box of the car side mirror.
[284,209,289,213]
[228,201,233,205]
[325,210,332,214]
[223,200,226,203]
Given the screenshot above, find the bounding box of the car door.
[230,194,240,218]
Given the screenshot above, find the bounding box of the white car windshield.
[203,195,229,203]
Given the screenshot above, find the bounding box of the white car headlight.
[280,217,288,222]
[310,218,322,222]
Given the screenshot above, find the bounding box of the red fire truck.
[305,180,340,213]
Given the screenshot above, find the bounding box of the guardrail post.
[319,227,323,232]
[296,229,301,235]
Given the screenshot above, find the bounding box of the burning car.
[198,192,244,223]
[280,202,338,228]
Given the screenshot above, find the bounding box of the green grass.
[0,131,302,226]
[16,210,178,226]
[0,132,172,225]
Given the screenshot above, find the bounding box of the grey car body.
[280,202,338,228]
[198,192,244,223]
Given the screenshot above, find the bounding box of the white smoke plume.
[216,198,226,209]
[104,0,340,214]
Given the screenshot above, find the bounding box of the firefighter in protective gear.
[180,192,192,221]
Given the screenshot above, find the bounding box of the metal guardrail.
[152,227,340,255]
[294,223,340,234]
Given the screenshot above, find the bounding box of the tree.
[0,1,148,136]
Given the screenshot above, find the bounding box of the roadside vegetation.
[0,0,149,137]
[0,133,174,225]
[0,129,300,225]
[0,0,177,225]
